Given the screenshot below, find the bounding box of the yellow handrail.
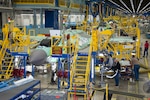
[85,36,93,92]
[0,25,9,70]
[70,35,79,90]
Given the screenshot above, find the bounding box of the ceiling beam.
[119,0,132,13]
[142,10,150,14]
[141,7,150,13]
[136,0,143,13]
[117,8,127,13]
[108,0,130,13]
[139,2,150,13]
[130,0,135,13]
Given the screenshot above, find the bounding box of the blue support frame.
[90,52,97,82]
[58,58,61,90]
[52,54,71,90]
[23,56,26,78]
[11,52,28,78]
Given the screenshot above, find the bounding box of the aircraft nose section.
[29,49,47,66]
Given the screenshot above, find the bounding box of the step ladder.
[68,53,91,100]
[0,52,14,81]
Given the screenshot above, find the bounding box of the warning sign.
[52,46,62,54]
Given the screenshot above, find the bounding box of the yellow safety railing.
[59,0,66,7]
[51,35,76,55]
[92,30,98,51]
[5,46,19,79]
[99,30,113,51]
[0,24,9,70]
[84,36,93,92]
[14,0,54,4]
[70,35,79,90]
[71,3,80,8]
[136,28,140,59]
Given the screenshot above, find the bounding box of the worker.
[26,65,34,79]
[107,54,113,69]
[130,55,140,81]
[112,58,121,86]
[51,63,57,84]
[143,41,149,57]
[26,71,34,79]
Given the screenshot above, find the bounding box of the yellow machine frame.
[0,21,31,81]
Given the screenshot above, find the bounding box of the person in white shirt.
[26,71,34,79]
[108,54,113,69]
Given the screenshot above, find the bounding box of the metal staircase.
[68,38,92,100]
[0,22,30,81]
[0,35,14,81]
[0,52,14,81]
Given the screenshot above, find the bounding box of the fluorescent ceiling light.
[119,0,132,13]
[136,0,143,13]
[142,7,150,12]
[108,0,129,13]
[130,0,135,13]
[117,8,128,13]
[139,2,150,13]
[142,10,150,14]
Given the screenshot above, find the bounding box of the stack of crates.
[41,89,67,100]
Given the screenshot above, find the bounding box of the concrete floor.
[34,33,150,100]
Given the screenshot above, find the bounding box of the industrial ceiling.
[106,0,150,14]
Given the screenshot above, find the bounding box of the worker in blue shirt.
[112,58,121,86]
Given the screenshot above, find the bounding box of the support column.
[40,9,43,28]
[59,11,63,30]
[0,12,2,40]
[54,0,59,29]
[113,9,116,15]
[24,56,26,78]
[33,9,37,28]
[103,3,106,18]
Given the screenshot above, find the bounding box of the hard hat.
[131,53,136,55]
[109,21,113,24]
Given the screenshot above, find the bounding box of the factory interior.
[0,0,150,100]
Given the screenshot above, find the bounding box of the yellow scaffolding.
[0,21,31,81]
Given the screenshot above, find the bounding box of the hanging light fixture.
[130,0,135,13]
[119,0,132,13]
[139,2,150,13]
[136,0,143,13]
[108,0,130,13]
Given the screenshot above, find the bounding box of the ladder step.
[78,56,88,59]
[3,61,13,63]
[4,57,11,59]
[75,69,86,71]
[68,90,86,94]
[78,56,88,58]
[73,87,85,90]
[76,60,87,62]
[76,64,86,67]
[73,82,85,85]
[75,73,86,76]
[74,78,85,80]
